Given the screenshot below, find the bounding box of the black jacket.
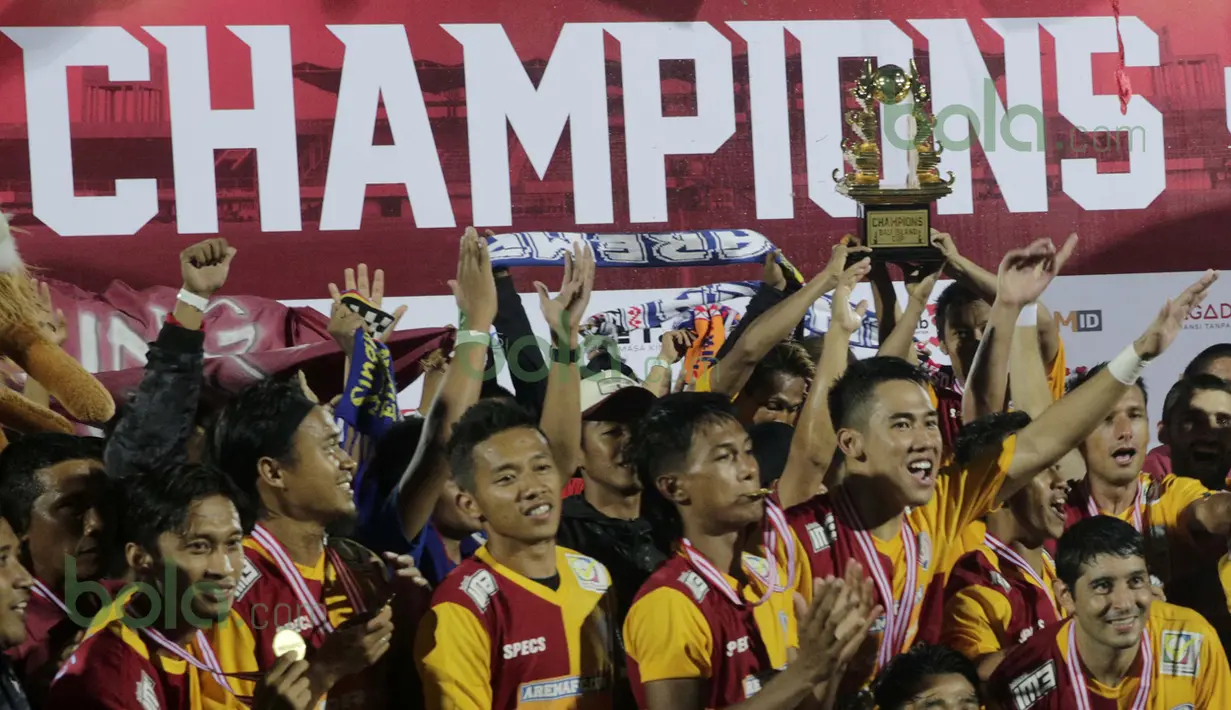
[0,658,29,710]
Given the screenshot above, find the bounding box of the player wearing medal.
[209,376,397,709]
[988,517,1231,709]
[414,399,618,710]
[940,412,1067,679]
[786,244,1217,693]
[623,392,881,710]
[46,464,315,710]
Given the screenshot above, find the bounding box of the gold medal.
[272,629,306,661]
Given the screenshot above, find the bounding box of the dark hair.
[120,464,257,556]
[828,356,930,430]
[627,392,741,487]
[363,416,427,505]
[207,377,318,501]
[744,341,814,397]
[1184,344,1231,378]
[446,399,543,492]
[479,379,517,402]
[749,421,794,487]
[0,433,104,535]
[1161,373,1231,424]
[953,411,1032,467]
[1066,362,1148,406]
[1055,516,1146,589]
[872,644,982,710]
[934,282,983,338]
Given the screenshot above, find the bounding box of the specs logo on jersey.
[1160,631,1202,678]
[503,636,548,659]
[462,570,499,612]
[1009,661,1057,710]
[726,636,752,658]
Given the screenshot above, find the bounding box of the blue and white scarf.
[487,229,780,268]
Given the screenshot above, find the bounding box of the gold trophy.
[833,59,955,263]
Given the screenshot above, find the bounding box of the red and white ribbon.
[1085,480,1145,533]
[31,578,68,615]
[251,525,368,637]
[680,500,797,608]
[984,533,1058,614]
[142,626,246,706]
[1064,620,1152,710]
[836,490,918,671]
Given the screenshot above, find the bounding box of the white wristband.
[1015,303,1039,327]
[176,288,210,311]
[646,357,670,371]
[455,329,491,348]
[1107,344,1147,385]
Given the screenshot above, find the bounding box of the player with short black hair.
[872,643,982,710]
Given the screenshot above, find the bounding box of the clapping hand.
[535,241,596,344]
[448,228,499,331]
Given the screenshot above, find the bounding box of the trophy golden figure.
[833,58,956,263]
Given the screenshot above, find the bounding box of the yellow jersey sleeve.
[1221,553,1231,615]
[624,587,714,682]
[930,435,1016,547]
[1159,474,1212,523]
[1046,336,1067,402]
[792,531,815,605]
[415,602,493,710]
[941,585,1012,660]
[1196,618,1231,707]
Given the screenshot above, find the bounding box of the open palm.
[536,241,595,341]
[1134,269,1219,359]
[996,234,1078,306]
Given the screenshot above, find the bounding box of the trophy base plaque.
[838,183,945,264]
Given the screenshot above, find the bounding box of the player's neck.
[130,591,198,647]
[1074,620,1140,687]
[487,534,557,581]
[844,476,905,541]
[261,512,326,567]
[682,517,747,580]
[1088,474,1139,516]
[987,509,1048,553]
[583,478,642,521]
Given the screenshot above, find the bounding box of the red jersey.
[7,578,123,697]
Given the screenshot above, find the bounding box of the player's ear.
[837,427,865,460]
[456,488,484,524]
[1054,579,1075,616]
[656,474,688,506]
[1156,420,1170,446]
[257,456,285,490]
[125,542,154,576]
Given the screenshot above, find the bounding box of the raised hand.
[447,227,498,330]
[821,236,872,283]
[327,300,369,357]
[658,329,696,366]
[535,240,596,343]
[829,260,871,335]
[327,263,408,343]
[1133,269,1218,360]
[762,250,789,291]
[929,229,961,262]
[180,238,237,299]
[33,280,66,346]
[995,234,1078,307]
[253,653,314,710]
[904,263,941,304]
[313,604,395,681]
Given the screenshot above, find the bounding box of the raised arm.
[709,241,867,397]
[712,251,792,362]
[877,265,938,363]
[393,228,497,541]
[1000,270,1219,502]
[536,242,596,481]
[643,329,694,398]
[778,258,870,508]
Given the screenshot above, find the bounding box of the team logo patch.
[805,513,837,553]
[234,558,261,601]
[1009,661,1057,710]
[136,671,161,710]
[917,530,932,569]
[461,569,499,612]
[742,553,770,581]
[1169,705,1194,710]
[990,571,1012,592]
[679,571,709,603]
[1161,630,1202,678]
[566,554,610,593]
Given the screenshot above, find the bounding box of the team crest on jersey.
[742,553,770,581]
[235,558,262,601]
[1009,661,1057,710]
[462,569,499,612]
[917,530,932,569]
[805,513,837,553]
[136,671,160,710]
[1161,630,1202,678]
[990,571,1011,592]
[566,553,610,593]
[679,571,710,603]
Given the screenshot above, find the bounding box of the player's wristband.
[646,357,670,371]
[1015,303,1039,327]
[551,346,581,365]
[455,329,491,348]
[176,289,210,311]
[1108,344,1148,384]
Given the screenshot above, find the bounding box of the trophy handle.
[942,171,956,186]
[832,168,845,184]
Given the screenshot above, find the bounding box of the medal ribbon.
[984,533,1059,614]
[836,489,918,671]
[31,578,69,615]
[1085,480,1145,533]
[679,500,797,608]
[251,525,368,636]
[1064,620,1152,710]
[141,626,255,707]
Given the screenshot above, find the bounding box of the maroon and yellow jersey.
[988,602,1231,709]
[623,547,803,708]
[45,588,260,709]
[785,434,1015,689]
[941,544,1060,660]
[415,544,617,710]
[231,535,390,709]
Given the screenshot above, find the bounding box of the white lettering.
[108,315,150,371]
[1042,17,1164,210]
[144,25,301,234]
[0,27,158,236]
[502,636,548,659]
[784,20,914,217]
[606,23,736,223]
[909,19,1047,215]
[444,23,612,226]
[75,310,102,374]
[321,25,455,230]
[726,636,751,657]
[726,22,793,219]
